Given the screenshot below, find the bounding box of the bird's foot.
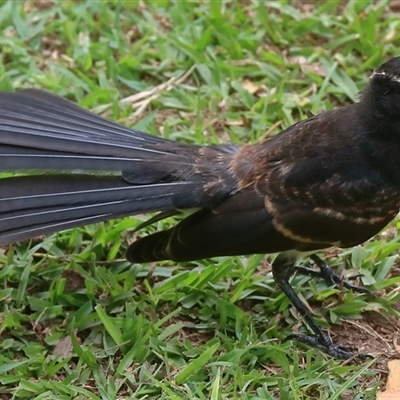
[295,255,371,295]
[272,252,372,359]
[284,332,372,360]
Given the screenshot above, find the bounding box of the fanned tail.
[0,90,239,245]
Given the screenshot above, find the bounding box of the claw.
[295,255,372,295]
[284,333,372,359]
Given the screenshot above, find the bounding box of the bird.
[1,57,400,359]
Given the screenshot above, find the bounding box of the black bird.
[1,57,400,358]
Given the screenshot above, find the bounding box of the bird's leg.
[295,254,371,295]
[272,253,365,359]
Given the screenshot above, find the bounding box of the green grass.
[1,0,400,399]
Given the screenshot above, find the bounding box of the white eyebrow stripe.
[371,70,400,83]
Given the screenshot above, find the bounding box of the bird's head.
[366,56,400,119]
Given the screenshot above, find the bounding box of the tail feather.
[0,89,197,173]
[0,175,196,246]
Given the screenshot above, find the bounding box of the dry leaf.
[291,56,326,77]
[62,270,85,292]
[241,79,260,94]
[225,120,243,126]
[52,336,73,358]
[377,360,400,399]
[300,62,326,77]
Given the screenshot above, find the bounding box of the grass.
[1,0,400,399]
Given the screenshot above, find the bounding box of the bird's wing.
[127,188,297,262]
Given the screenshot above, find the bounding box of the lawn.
[1,1,400,399]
